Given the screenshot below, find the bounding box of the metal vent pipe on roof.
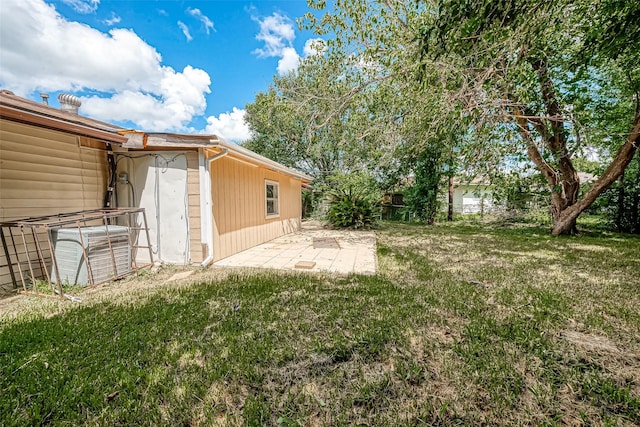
[58,93,81,114]
[40,93,49,105]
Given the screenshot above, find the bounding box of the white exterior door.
[128,153,190,264]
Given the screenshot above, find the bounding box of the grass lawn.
[1,221,639,426]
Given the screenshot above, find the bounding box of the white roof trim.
[124,132,312,183]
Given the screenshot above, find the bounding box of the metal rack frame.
[0,208,153,298]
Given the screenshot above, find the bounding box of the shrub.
[325,172,381,229]
[326,189,376,229]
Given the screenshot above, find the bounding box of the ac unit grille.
[50,225,131,286]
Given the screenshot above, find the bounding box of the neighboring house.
[578,172,597,185]
[452,173,594,215]
[380,192,406,220]
[0,90,311,294]
[451,178,495,214]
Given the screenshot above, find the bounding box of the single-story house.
[114,132,312,266]
[449,178,495,214]
[0,90,126,293]
[438,177,496,214]
[0,90,311,295]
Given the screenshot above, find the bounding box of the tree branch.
[529,57,566,153]
[514,108,557,189]
[554,114,640,234]
[381,0,409,31]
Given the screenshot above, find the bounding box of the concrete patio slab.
[213,221,377,275]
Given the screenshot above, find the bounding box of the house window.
[265,180,280,217]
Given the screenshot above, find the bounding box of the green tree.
[303,0,640,235]
[243,53,406,184]
[416,0,640,234]
[404,145,442,224]
[598,152,640,233]
[243,88,306,170]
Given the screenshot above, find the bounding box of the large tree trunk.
[530,59,580,233]
[551,116,640,235]
[515,112,640,235]
[514,58,640,235]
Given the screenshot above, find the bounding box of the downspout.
[199,146,227,266]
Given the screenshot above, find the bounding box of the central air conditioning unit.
[50,225,131,286]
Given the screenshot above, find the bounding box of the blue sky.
[0,0,326,141]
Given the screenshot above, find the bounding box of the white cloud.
[0,2,161,95]
[103,12,121,26]
[252,13,325,76]
[253,12,295,58]
[303,38,326,57]
[62,0,99,14]
[82,66,211,131]
[277,47,300,75]
[177,21,192,41]
[204,108,252,142]
[186,7,215,35]
[0,0,211,131]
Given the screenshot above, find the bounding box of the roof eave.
[136,132,313,183]
[0,104,128,144]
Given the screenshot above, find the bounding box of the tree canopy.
[244,0,640,234]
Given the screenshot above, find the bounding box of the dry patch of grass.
[1,221,639,426]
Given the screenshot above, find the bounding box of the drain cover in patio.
[313,237,340,249]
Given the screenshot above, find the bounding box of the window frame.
[265,180,280,218]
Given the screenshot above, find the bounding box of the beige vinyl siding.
[185,151,202,263]
[210,156,302,261]
[0,119,108,294]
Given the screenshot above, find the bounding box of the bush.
[326,189,376,229]
[325,172,381,229]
